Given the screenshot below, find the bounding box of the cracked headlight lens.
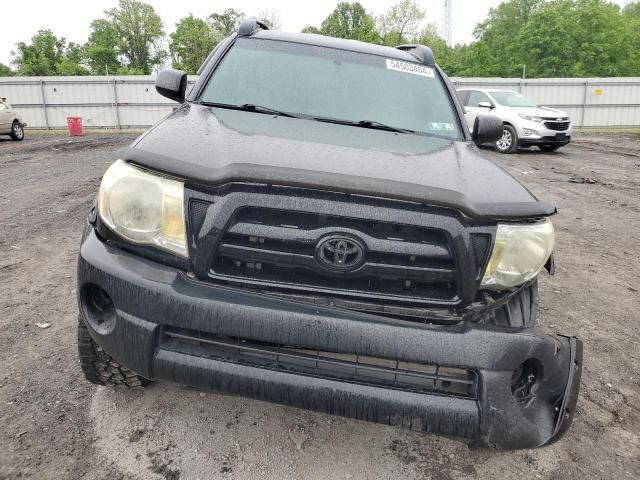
[98,160,187,257]
[481,219,555,289]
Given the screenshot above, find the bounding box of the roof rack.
[238,17,269,36]
[395,44,435,66]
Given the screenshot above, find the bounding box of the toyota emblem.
[315,235,365,271]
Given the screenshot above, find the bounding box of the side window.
[467,91,491,107]
[457,90,469,106]
[0,102,6,111]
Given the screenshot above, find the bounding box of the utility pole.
[442,0,453,47]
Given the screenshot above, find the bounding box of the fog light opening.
[511,359,543,407]
[81,284,116,333]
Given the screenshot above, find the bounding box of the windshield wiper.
[199,101,302,118]
[312,116,416,134]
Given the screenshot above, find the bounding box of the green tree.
[317,2,378,43]
[104,0,166,74]
[170,15,217,74]
[301,26,322,34]
[11,30,89,76]
[208,8,245,39]
[623,2,640,73]
[12,30,65,75]
[622,1,640,17]
[377,0,426,46]
[519,0,635,77]
[471,0,543,76]
[257,9,282,30]
[85,19,122,75]
[0,63,14,76]
[56,42,90,75]
[415,24,451,69]
[442,0,640,78]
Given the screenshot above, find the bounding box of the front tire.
[10,121,24,141]
[495,125,518,154]
[77,317,150,387]
[538,145,561,152]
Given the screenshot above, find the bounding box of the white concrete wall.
[1,75,639,129]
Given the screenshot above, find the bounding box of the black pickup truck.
[76,19,581,449]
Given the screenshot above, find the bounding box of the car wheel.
[538,145,561,152]
[10,121,24,141]
[77,316,151,387]
[495,125,518,154]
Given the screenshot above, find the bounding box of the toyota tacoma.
[77,19,581,449]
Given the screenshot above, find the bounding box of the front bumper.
[517,122,572,148]
[78,228,582,449]
[519,135,571,147]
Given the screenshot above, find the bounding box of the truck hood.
[124,103,555,221]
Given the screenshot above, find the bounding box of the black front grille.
[163,328,478,398]
[544,121,570,131]
[209,207,457,304]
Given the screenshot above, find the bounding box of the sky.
[0,0,634,67]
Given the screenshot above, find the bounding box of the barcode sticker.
[386,59,435,78]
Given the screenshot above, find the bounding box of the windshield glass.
[490,91,538,107]
[200,38,460,139]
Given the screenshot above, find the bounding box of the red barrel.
[66,117,83,136]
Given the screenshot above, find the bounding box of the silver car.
[458,89,571,153]
[0,97,26,141]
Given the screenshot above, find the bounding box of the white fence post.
[39,79,50,130]
[581,80,588,128]
[112,78,122,129]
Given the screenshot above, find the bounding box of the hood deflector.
[117,146,556,222]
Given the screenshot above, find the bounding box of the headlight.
[97,160,187,257]
[481,219,555,289]
[518,114,544,123]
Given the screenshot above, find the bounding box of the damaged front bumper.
[78,228,582,449]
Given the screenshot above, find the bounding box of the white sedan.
[0,97,26,141]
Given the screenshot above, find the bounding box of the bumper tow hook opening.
[511,359,543,407]
[81,284,116,334]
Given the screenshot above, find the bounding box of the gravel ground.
[0,132,639,480]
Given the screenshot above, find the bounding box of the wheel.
[495,125,518,154]
[77,316,150,387]
[10,121,24,141]
[538,145,560,152]
[478,280,540,327]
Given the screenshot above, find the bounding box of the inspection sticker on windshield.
[386,59,434,78]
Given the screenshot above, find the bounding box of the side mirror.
[155,69,187,103]
[472,114,503,145]
[478,101,493,109]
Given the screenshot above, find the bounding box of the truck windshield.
[200,38,461,140]
[491,91,538,108]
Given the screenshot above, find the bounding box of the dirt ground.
[0,132,639,480]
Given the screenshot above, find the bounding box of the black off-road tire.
[10,121,24,141]
[480,280,540,328]
[495,124,518,154]
[77,317,150,387]
[538,145,561,152]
